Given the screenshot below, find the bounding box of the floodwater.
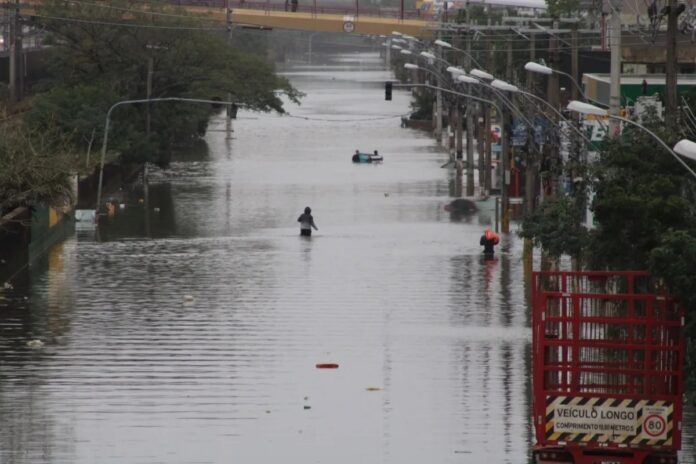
[0,52,693,464]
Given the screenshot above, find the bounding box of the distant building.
[582,73,696,107]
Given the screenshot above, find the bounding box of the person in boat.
[352,150,360,162]
[373,150,379,157]
[480,228,499,256]
[297,206,318,237]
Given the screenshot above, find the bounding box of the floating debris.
[315,363,339,369]
[366,387,382,391]
[26,339,44,349]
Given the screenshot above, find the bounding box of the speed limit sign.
[643,414,666,438]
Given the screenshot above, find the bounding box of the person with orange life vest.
[480,228,500,255]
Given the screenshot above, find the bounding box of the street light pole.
[95,97,242,215]
[609,0,622,138]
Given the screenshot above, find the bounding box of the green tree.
[0,123,77,213]
[585,125,696,269]
[545,0,580,18]
[518,194,589,261]
[28,0,302,166]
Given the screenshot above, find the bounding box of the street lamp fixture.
[524,61,553,75]
[404,63,419,70]
[567,100,696,180]
[434,39,452,48]
[400,49,412,56]
[673,139,696,162]
[446,66,465,75]
[470,69,494,81]
[566,100,607,116]
[420,51,437,60]
[490,79,519,93]
[392,31,403,36]
[456,74,479,85]
[391,44,403,50]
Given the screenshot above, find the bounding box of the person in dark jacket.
[480,228,498,255]
[297,206,318,236]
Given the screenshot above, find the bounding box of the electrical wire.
[283,112,407,122]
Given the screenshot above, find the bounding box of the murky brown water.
[0,52,693,463]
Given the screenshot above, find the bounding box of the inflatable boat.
[352,152,383,163]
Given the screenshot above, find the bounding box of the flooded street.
[0,52,693,463]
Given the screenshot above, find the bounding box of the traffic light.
[385,81,392,101]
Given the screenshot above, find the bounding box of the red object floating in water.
[315,363,339,369]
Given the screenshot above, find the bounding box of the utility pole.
[225,0,234,140]
[146,57,154,137]
[485,28,494,194]
[455,101,463,164]
[501,38,513,233]
[523,31,537,280]
[571,24,579,102]
[8,0,19,103]
[524,32,537,214]
[455,29,464,166]
[665,0,678,126]
[540,24,561,272]
[144,55,154,190]
[435,41,444,145]
[385,37,392,70]
[465,1,475,196]
[143,55,154,236]
[609,0,621,138]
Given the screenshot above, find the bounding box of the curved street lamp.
[525,61,607,107]
[96,97,241,214]
[432,38,485,70]
[567,100,696,180]
[470,69,495,81]
[403,62,448,83]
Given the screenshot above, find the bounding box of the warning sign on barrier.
[544,396,675,446]
[552,397,638,436]
[641,406,669,440]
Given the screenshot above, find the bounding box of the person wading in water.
[480,228,499,257]
[297,207,318,236]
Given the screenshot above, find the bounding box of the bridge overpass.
[14,0,436,38]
